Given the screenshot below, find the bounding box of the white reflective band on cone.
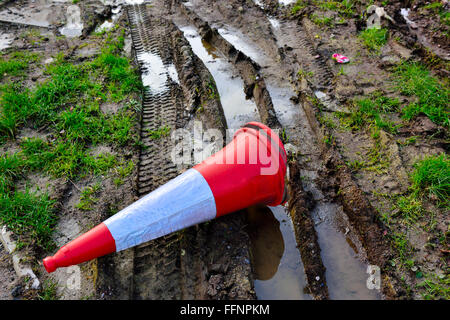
[104,168,217,251]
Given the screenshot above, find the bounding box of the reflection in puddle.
[59,5,83,38]
[312,202,381,300]
[178,25,260,130]
[278,0,296,5]
[0,32,13,51]
[269,18,280,30]
[217,28,262,64]
[246,205,284,280]
[246,205,311,300]
[95,6,123,33]
[0,6,51,28]
[136,51,179,93]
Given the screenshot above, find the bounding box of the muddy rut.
[96,0,392,300]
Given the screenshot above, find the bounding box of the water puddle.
[311,202,381,300]
[96,6,122,33]
[59,5,83,37]
[0,6,51,28]
[269,18,280,30]
[0,32,13,51]
[246,205,312,300]
[252,0,265,10]
[209,26,302,131]
[217,28,263,64]
[178,24,260,129]
[196,22,380,299]
[137,51,179,94]
[278,0,296,5]
[400,8,417,29]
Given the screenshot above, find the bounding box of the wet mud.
[1,0,447,300]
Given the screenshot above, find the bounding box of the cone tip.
[43,256,57,273]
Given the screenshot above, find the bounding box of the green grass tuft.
[359,28,388,53]
[0,188,56,251]
[76,183,101,211]
[340,92,401,133]
[38,279,59,300]
[0,52,40,80]
[393,62,449,127]
[0,29,141,250]
[411,153,449,207]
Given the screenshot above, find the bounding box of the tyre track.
[127,4,184,299]
[105,3,256,300]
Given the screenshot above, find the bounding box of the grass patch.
[390,232,413,263]
[0,31,140,178]
[0,31,141,144]
[76,183,101,211]
[359,28,388,53]
[411,153,449,207]
[0,51,40,80]
[339,92,401,133]
[0,84,33,142]
[0,29,141,250]
[317,113,337,129]
[316,0,355,17]
[365,127,390,173]
[389,153,449,226]
[310,14,334,27]
[19,137,117,179]
[146,126,171,140]
[393,62,449,127]
[417,273,450,300]
[113,159,134,186]
[0,152,57,251]
[38,279,59,300]
[291,1,308,15]
[0,188,56,251]
[394,193,425,224]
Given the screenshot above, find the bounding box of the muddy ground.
[0,0,448,300]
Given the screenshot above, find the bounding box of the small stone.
[315,276,320,281]
[11,285,22,297]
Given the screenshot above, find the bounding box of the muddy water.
[59,5,83,37]
[177,25,260,130]
[0,5,51,28]
[312,202,381,300]
[193,21,381,299]
[0,32,13,51]
[176,22,311,299]
[96,6,122,33]
[246,205,312,300]
[137,51,180,93]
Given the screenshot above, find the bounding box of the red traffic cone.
[43,122,287,273]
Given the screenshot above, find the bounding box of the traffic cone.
[43,122,287,273]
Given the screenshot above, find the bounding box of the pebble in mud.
[11,285,22,297]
